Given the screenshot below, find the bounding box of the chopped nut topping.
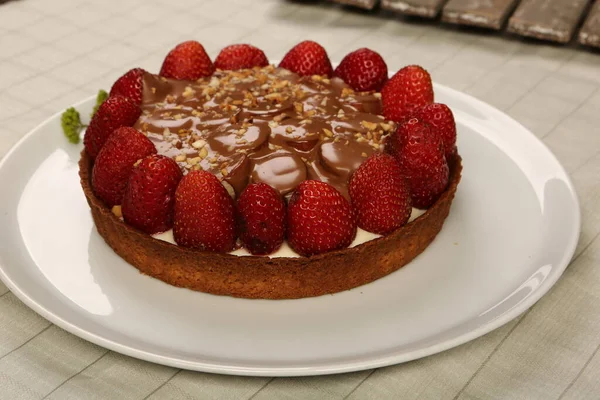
[380,122,394,132]
[222,181,236,198]
[182,86,196,98]
[111,205,122,218]
[341,87,354,98]
[361,152,368,158]
[273,113,286,122]
[322,128,334,137]
[192,139,206,149]
[175,154,186,162]
[187,157,201,166]
[198,147,209,159]
[361,121,378,131]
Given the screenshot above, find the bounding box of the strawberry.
[173,171,236,252]
[237,183,286,255]
[83,95,141,159]
[334,48,388,92]
[160,40,215,80]
[214,44,269,71]
[415,103,457,160]
[92,127,157,207]
[109,68,146,105]
[381,65,434,123]
[349,153,411,234]
[122,155,183,235]
[287,180,356,256]
[391,118,448,209]
[279,40,333,77]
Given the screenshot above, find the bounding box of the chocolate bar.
[579,0,600,48]
[508,0,590,43]
[442,0,519,30]
[381,0,446,18]
[331,0,379,10]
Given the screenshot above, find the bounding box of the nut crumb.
[192,139,206,149]
[361,121,378,131]
[111,205,122,218]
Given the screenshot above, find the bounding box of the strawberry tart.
[71,40,462,299]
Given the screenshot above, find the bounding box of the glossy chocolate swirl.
[134,66,396,198]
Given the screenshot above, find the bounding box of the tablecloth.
[1,0,600,398]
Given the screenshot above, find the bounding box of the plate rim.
[0,83,581,377]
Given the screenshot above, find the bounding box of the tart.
[75,41,462,299]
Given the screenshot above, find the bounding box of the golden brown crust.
[79,151,462,299]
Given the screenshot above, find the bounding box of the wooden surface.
[381,0,446,18]
[1,0,600,399]
[332,0,600,47]
[579,0,600,47]
[442,0,519,30]
[508,0,591,43]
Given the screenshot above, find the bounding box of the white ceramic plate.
[0,83,580,377]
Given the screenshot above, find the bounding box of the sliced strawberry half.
[122,154,183,234]
[92,127,157,207]
[287,180,356,256]
[350,153,412,234]
[279,40,333,77]
[382,65,434,123]
[214,44,269,71]
[110,68,146,105]
[173,171,236,252]
[160,40,215,80]
[83,95,141,159]
[334,48,388,92]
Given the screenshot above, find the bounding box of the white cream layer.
[153,208,426,258]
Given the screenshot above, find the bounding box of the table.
[1,0,599,398]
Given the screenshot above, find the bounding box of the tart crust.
[79,151,462,299]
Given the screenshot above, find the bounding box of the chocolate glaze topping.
[134,65,396,199]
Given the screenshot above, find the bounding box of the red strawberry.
[287,180,356,256]
[160,40,215,80]
[279,40,333,77]
[173,171,236,252]
[415,103,457,160]
[391,118,448,209]
[214,44,269,71]
[237,183,286,255]
[92,127,157,207]
[334,48,388,92]
[83,95,141,159]
[109,68,146,105]
[121,155,183,235]
[349,153,411,234]
[382,65,434,123]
